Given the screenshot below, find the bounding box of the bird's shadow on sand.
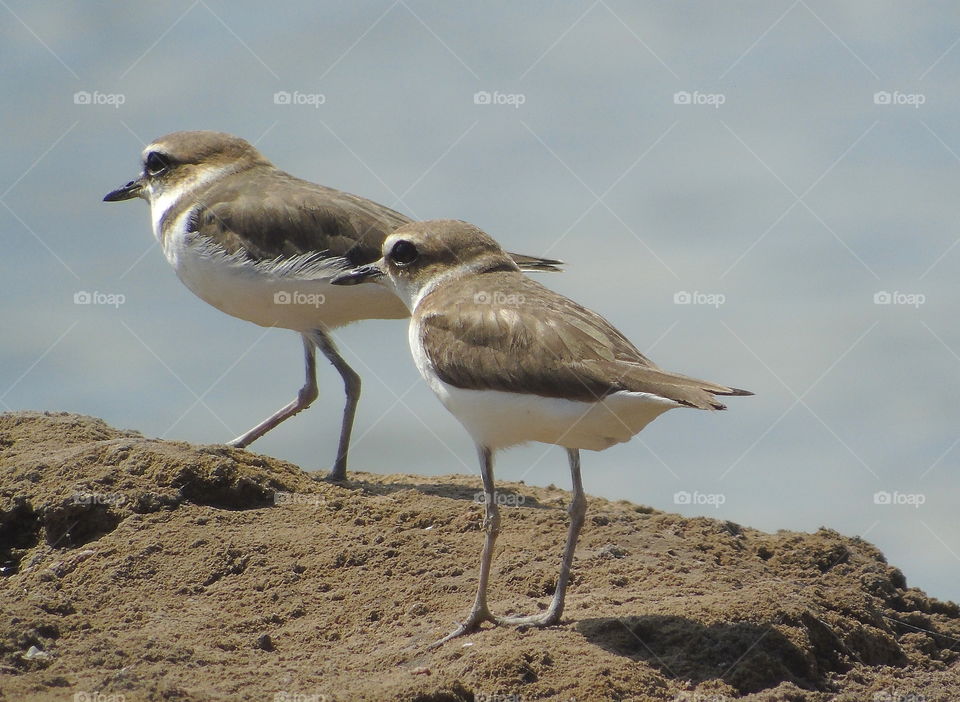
[322,475,556,510]
[577,613,840,695]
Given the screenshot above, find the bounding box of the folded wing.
[189,169,564,272]
[418,272,751,408]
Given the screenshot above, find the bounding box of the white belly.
[409,321,679,451]
[158,209,407,331]
[436,384,678,451]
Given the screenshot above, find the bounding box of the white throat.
[392,261,492,314]
[147,166,231,242]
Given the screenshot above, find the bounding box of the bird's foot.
[494,608,562,629]
[427,605,497,649]
[323,461,348,483]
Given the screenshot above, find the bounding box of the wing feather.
[185,166,563,272]
[189,167,403,266]
[418,272,751,408]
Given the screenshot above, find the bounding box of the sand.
[1,411,957,701]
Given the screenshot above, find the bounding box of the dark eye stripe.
[145,151,170,176]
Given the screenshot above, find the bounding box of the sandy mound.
[1,411,958,701]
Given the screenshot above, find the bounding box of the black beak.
[103,178,144,202]
[330,264,385,286]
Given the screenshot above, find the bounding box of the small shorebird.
[104,132,561,480]
[332,219,752,644]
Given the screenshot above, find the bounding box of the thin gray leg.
[496,448,586,627]
[228,333,318,448]
[428,445,500,648]
[307,328,361,481]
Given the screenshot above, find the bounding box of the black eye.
[144,151,170,176]
[389,240,418,266]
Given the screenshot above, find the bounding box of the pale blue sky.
[2,2,958,602]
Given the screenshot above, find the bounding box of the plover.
[104,132,561,480]
[332,219,752,644]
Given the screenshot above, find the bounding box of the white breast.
[155,206,407,331]
[408,317,680,451]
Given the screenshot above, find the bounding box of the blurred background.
[2,2,957,602]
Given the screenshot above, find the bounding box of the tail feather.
[712,386,754,398]
[608,363,753,411]
[679,381,753,411]
[507,251,564,273]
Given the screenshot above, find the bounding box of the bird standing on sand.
[332,219,752,645]
[103,132,560,480]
